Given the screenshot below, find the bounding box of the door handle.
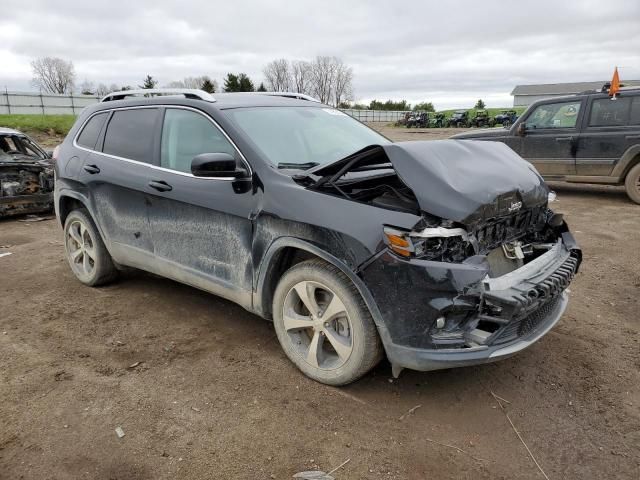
[148,180,173,192]
[555,137,573,142]
[83,164,100,174]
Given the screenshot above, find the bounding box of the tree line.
[29,55,462,112]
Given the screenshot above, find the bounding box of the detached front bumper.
[360,232,580,374]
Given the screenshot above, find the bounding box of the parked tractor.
[395,112,412,127]
[493,109,518,127]
[470,109,492,128]
[429,112,446,128]
[406,112,429,128]
[448,110,469,128]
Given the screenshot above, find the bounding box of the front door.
[145,107,255,308]
[518,99,584,177]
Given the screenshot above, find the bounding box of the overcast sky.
[1,0,639,109]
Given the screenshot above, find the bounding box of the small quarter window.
[160,109,236,173]
[77,112,108,149]
[103,109,159,163]
[588,97,631,127]
[629,97,640,125]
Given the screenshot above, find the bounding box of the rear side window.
[588,97,631,127]
[76,112,108,149]
[629,97,640,125]
[160,108,236,173]
[103,109,159,163]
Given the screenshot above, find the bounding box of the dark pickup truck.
[451,86,640,203]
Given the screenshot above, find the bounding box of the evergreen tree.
[238,73,255,92]
[223,73,240,92]
[474,99,486,109]
[139,75,157,89]
[257,82,267,92]
[201,78,216,93]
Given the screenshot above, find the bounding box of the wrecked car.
[0,128,54,218]
[54,89,581,385]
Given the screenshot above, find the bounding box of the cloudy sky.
[1,0,639,109]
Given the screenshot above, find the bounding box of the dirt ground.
[1,126,639,480]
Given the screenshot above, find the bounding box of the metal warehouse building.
[511,80,640,107]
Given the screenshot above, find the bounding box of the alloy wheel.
[66,219,96,279]
[282,280,353,370]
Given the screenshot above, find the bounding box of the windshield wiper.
[277,162,320,170]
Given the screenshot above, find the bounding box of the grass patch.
[0,114,76,135]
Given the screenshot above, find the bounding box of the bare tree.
[291,60,312,94]
[333,61,353,107]
[79,80,95,95]
[95,83,110,97]
[31,57,76,94]
[311,56,338,104]
[263,59,291,92]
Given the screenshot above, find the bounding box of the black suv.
[452,86,640,203]
[54,89,581,385]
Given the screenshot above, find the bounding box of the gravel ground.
[0,126,638,479]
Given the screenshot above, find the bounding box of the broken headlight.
[383,226,472,262]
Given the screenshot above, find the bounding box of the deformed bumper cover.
[360,233,580,373]
[384,292,568,372]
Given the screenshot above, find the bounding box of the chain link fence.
[0,91,101,115]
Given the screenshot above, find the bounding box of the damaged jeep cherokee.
[54,89,581,385]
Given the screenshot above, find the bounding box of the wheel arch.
[254,237,393,351]
[611,144,640,180]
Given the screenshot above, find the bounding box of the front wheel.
[272,259,383,385]
[624,163,640,204]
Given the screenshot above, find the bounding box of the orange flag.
[610,67,620,97]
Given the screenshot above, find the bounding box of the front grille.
[487,252,579,345]
[492,297,561,344]
[474,207,544,253]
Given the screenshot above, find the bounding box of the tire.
[272,259,383,385]
[624,163,640,204]
[63,208,118,286]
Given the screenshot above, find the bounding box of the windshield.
[225,107,390,169]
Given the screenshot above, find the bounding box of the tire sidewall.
[624,163,640,204]
[272,261,377,385]
[63,209,110,286]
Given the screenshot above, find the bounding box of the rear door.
[518,99,585,176]
[145,107,255,307]
[576,94,639,176]
[79,107,161,265]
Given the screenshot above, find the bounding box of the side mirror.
[191,153,246,178]
[516,123,527,136]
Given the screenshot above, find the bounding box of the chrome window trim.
[72,104,252,181]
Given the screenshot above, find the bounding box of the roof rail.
[252,91,321,103]
[100,88,216,103]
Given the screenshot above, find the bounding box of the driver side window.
[161,109,236,174]
[526,101,581,129]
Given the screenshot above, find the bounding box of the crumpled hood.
[381,140,548,224]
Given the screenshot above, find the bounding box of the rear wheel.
[624,163,640,204]
[272,259,383,385]
[63,209,118,286]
